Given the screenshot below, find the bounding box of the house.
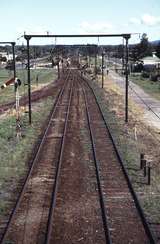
[141,54,160,71]
[0,52,17,61]
[0,52,8,57]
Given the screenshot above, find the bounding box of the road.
[109,70,160,130]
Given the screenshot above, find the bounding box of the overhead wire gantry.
[24,33,131,124]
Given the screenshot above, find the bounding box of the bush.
[86,68,92,74]
[94,66,101,75]
[141,71,150,78]
[0,56,7,62]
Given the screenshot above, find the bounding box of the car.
[151,74,160,81]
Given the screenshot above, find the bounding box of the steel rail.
[80,79,112,244]
[81,74,156,244]
[45,72,74,244]
[0,70,71,244]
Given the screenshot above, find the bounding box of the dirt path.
[0,78,63,115]
[109,71,160,130]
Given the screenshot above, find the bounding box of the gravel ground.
[109,70,160,130]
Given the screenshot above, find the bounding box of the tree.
[137,33,152,59]
[115,45,124,59]
[0,56,7,62]
[156,41,160,58]
[85,44,97,57]
[130,45,139,62]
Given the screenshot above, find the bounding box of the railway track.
[80,74,156,243]
[44,71,107,244]
[0,68,156,243]
[0,69,72,243]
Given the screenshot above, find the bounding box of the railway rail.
[0,69,72,243]
[0,68,156,244]
[80,74,156,243]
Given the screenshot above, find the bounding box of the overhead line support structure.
[24,33,131,124]
[24,34,131,38]
[102,51,105,89]
[124,35,130,123]
[25,36,32,124]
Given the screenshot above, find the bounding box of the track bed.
[1,69,154,244]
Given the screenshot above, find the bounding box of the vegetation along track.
[0,68,156,244]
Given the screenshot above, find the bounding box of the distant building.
[0,52,7,57]
[141,54,160,71]
[0,52,17,61]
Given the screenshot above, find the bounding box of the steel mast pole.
[95,45,97,77]
[102,51,104,88]
[12,42,16,79]
[25,36,32,124]
[124,35,130,123]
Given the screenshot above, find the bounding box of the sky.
[0,0,160,45]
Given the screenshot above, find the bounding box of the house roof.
[142,55,160,65]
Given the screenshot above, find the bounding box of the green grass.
[0,67,58,221]
[0,68,57,105]
[130,73,160,100]
[0,96,55,219]
[0,69,11,83]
